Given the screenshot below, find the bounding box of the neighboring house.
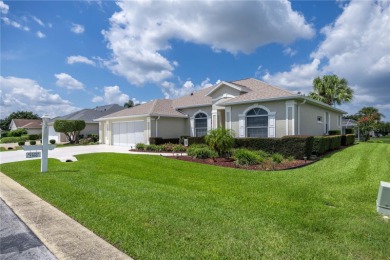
[342,118,358,135]
[9,119,42,135]
[96,78,346,147]
[49,104,124,142]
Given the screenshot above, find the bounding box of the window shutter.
[239,114,245,137]
[190,118,195,137]
[268,114,275,137]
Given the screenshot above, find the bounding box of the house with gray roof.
[96,78,346,147]
[49,104,124,142]
[10,119,42,135]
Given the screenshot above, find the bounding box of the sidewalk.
[0,171,132,260]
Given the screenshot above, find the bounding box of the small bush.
[173,144,186,153]
[205,128,235,157]
[187,146,217,159]
[255,149,270,158]
[234,149,261,166]
[135,143,146,150]
[29,140,36,145]
[328,130,341,135]
[345,128,354,134]
[49,139,56,144]
[87,134,99,142]
[9,128,28,137]
[28,134,40,140]
[18,141,25,146]
[272,153,284,164]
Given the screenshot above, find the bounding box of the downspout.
[156,116,161,137]
[298,99,306,135]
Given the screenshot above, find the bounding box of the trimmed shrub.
[9,128,28,137]
[54,120,86,144]
[328,130,341,135]
[29,140,36,145]
[187,146,217,159]
[18,141,25,146]
[145,144,163,152]
[149,137,180,145]
[329,135,342,150]
[172,144,186,153]
[188,136,206,145]
[205,128,234,157]
[28,134,40,140]
[312,135,342,155]
[341,134,355,146]
[87,134,99,142]
[49,139,56,144]
[345,128,354,134]
[0,136,28,144]
[1,132,9,138]
[234,149,261,166]
[135,143,145,150]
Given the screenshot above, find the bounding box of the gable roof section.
[53,104,124,123]
[206,81,250,96]
[12,119,42,129]
[172,86,214,108]
[96,99,187,120]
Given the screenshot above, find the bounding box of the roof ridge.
[234,78,295,95]
[149,99,159,114]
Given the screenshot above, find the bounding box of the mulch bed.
[171,156,314,171]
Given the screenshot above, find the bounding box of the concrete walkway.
[0,144,178,164]
[0,171,132,260]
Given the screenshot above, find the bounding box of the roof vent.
[377,181,390,216]
[190,93,193,96]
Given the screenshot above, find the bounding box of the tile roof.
[52,104,124,123]
[98,99,187,120]
[12,119,42,129]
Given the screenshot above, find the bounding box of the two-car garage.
[112,121,144,146]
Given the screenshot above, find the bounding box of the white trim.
[225,106,232,130]
[239,104,275,138]
[206,81,248,96]
[212,109,217,129]
[285,101,296,136]
[146,117,151,144]
[191,110,210,137]
[211,94,236,102]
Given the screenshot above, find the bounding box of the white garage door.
[112,121,144,146]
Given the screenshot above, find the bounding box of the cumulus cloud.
[161,78,215,99]
[92,85,130,105]
[0,76,79,118]
[54,73,84,90]
[71,23,84,34]
[102,0,314,85]
[261,0,390,118]
[67,55,96,66]
[36,31,45,38]
[1,17,29,31]
[0,1,9,14]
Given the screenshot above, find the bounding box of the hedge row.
[233,135,313,159]
[341,134,355,146]
[149,137,180,145]
[312,135,342,155]
[0,136,29,144]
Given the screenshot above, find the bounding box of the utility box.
[377,181,390,216]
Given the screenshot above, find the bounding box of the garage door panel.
[112,121,144,146]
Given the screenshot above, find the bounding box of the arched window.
[195,112,208,137]
[246,107,268,137]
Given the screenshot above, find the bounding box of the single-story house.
[342,118,358,135]
[49,104,124,142]
[10,119,42,135]
[96,78,346,147]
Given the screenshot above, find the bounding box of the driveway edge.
[0,172,132,260]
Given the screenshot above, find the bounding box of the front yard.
[1,143,389,259]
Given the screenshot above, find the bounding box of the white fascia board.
[175,104,212,110]
[94,114,150,121]
[206,81,247,96]
[149,113,188,118]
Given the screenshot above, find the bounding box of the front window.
[195,112,207,137]
[246,108,268,137]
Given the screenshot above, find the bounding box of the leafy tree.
[0,111,40,131]
[309,75,353,106]
[205,128,235,157]
[357,116,376,141]
[54,120,86,144]
[124,100,134,108]
[357,107,384,122]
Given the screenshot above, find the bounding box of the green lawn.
[1,143,389,259]
[370,135,390,144]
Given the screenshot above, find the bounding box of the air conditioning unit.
[377,181,390,216]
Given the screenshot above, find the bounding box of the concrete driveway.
[0,144,173,164]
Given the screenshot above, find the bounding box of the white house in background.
[49,104,124,143]
[96,78,346,147]
[10,119,42,135]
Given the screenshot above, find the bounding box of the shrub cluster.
[341,134,355,146]
[233,149,262,166]
[0,136,29,144]
[8,128,28,137]
[187,144,217,159]
[233,135,313,159]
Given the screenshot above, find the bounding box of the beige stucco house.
[96,78,346,147]
[10,119,42,135]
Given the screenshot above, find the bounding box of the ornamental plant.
[357,116,376,141]
[205,128,234,157]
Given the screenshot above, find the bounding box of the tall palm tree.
[308,75,353,106]
[357,107,384,122]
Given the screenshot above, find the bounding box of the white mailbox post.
[21,115,55,172]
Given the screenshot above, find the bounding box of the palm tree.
[124,100,134,108]
[308,75,353,106]
[357,107,384,122]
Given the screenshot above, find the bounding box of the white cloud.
[66,55,96,66]
[161,78,215,99]
[1,17,29,31]
[32,16,44,26]
[36,31,46,38]
[71,23,84,34]
[0,1,9,14]
[261,0,390,118]
[283,47,297,57]
[93,86,129,105]
[0,76,79,118]
[54,73,84,90]
[102,0,314,85]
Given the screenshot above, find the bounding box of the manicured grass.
[370,135,390,143]
[1,143,389,259]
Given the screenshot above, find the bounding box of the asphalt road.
[0,198,57,260]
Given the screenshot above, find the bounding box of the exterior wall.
[10,122,17,131]
[298,103,342,136]
[230,101,288,138]
[26,129,42,135]
[153,117,186,138]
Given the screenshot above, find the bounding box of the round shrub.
[173,144,186,153]
[135,143,145,150]
[234,149,261,166]
[29,140,36,145]
[255,149,270,158]
[187,146,217,159]
[18,141,25,146]
[271,153,284,164]
[49,139,56,144]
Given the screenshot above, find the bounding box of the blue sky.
[1,0,389,120]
